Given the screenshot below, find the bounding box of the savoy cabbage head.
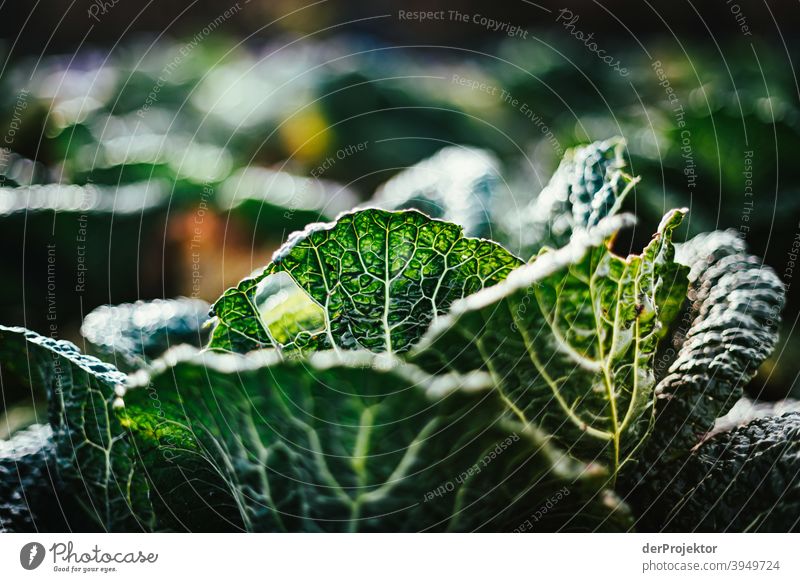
[0,139,793,533]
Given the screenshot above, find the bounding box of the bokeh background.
[2,0,799,432]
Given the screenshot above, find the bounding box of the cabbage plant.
[0,140,793,532]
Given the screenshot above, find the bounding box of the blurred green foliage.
[1,35,798,398]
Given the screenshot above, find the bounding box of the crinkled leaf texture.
[370,146,502,238]
[122,347,633,532]
[0,325,137,530]
[634,413,800,532]
[622,231,788,530]
[0,424,53,532]
[646,230,786,461]
[0,424,84,532]
[509,137,638,257]
[0,325,238,532]
[410,210,689,475]
[81,297,211,372]
[208,208,522,354]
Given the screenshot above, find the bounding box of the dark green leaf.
[0,325,144,530]
[646,230,786,461]
[123,347,633,532]
[0,325,239,532]
[633,412,800,532]
[208,208,522,354]
[0,424,84,532]
[508,137,638,258]
[410,210,689,475]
